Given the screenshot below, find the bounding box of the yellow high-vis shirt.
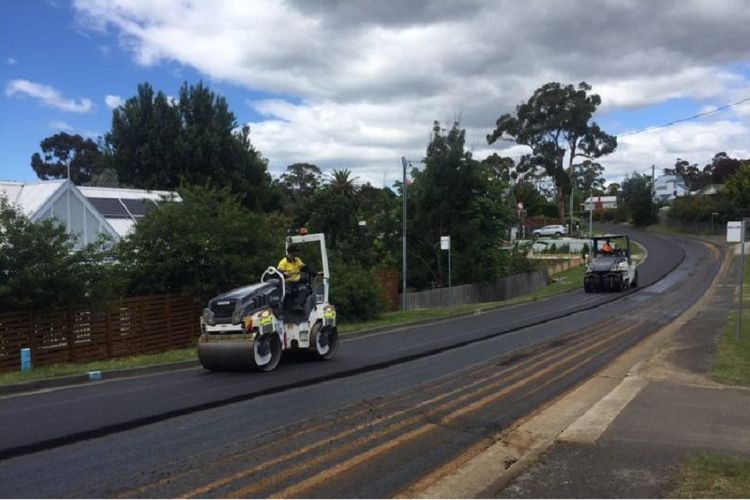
[277,256,305,282]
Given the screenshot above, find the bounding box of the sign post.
[728,221,746,340]
[401,157,409,311]
[441,236,451,305]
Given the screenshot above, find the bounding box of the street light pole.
[589,189,593,238]
[569,185,575,236]
[401,156,409,311]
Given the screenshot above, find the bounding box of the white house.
[0,179,179,248]
[582,195,617,211]
[653,174,688,202]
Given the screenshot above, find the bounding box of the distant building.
[653,174,688,202]
[582,195,617,211]
[0,179,179,248]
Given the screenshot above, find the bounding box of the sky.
[2,0,750,188]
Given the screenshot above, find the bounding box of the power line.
[617,96,750,138]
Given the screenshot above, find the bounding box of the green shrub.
[329,259,384,321]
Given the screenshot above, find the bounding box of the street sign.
[440,236,450,250]
[727,221,744,243]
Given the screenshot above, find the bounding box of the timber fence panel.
[0,295,202,373]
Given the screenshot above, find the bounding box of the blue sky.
[3,0,750,186]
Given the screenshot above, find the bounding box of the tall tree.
[328,168,359,199]
[722,164,750,214]
[480,153,518,182]
[30,132,103,185]
[106,83,182,189]
[276,162,323,223]
[606,183,620,196]
[487,82,617,218]
[708,152,742,184]
[105,82,276,211]
[279,163,323,198]
[664,158,709,191]
[408,121,511,288]
[574,160,606,194]
[619,172,656,226]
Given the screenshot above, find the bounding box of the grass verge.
[340,265,585,334]
[0,348,196,386]
[669,453,750,498]
[2,264,587,385]
[712,254,750,387]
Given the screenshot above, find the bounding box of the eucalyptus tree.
[30,132,104,185]
[487,81,617,218]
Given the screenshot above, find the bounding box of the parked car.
[532,224,568,237]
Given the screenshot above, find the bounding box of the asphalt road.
[0,227,724,498]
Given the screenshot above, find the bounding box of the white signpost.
[728,221,746,340]
[727,221,743,243]
[441,236,451,304]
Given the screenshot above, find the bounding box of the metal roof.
[78,186,179,202]
[1,180,180,238]
[0,180,67,216]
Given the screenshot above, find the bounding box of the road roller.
[583,234,638,293]
[198,232,338,371]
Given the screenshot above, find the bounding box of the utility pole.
[589,188,593,237]
[569,185,574,236]
[401,157,409,311]
[740,218,747,341]
[652,164,657,222]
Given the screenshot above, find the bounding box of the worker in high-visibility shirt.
[278,245,305,282]
[601,239,614,254]
[277,245,319,310]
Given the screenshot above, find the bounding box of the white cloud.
[49,120,75,132]
[6,57,17,66]
[5,79,93,113]
[72,0,750,183]
[104,94,123,109]
[603,120,750,183]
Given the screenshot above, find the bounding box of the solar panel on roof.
[122,198,156,217]
[86,197,130,218]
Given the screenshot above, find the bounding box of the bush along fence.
[400,270,549,311]
[0,294,202,373]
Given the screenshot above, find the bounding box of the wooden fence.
[400,270,549,311]
[374,268,400,312]
[0,295,202,373]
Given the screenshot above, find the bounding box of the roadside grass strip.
[0,348,197,386]
[669,453,750,499]
[712,255,750,387]
[339,264,586,334]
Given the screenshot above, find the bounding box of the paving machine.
[584,234,638,293]
[197,232,338,371]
